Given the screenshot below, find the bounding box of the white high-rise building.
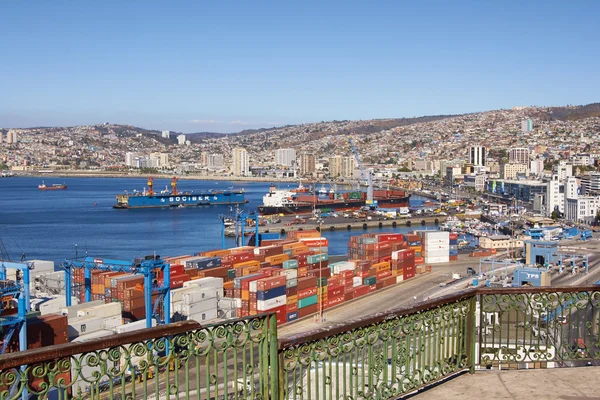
[509,148,530,164]
[554,162,573,181]
[275,148,296,167]
[125,152,136,167]
[565,176,579,200]
[521,118,533,133]
[530,158,544,175]
[546,175,564,216]
[161,130,171,139]
[208,154,224,168]
[0,131,3,144]
[467,145,486,166]
[177,134,186,145]
[232,148,249,176]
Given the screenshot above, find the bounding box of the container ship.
[113,177,246,209]
[258,184,410,215]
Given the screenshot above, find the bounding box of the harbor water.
[1,177,457,263]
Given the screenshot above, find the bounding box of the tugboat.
[38,181,67,190]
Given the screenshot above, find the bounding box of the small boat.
[38,182,67,190]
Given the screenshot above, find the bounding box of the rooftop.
[412,367,600,400]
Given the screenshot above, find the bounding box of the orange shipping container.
[265,254,290,265]
[234,260,261,269]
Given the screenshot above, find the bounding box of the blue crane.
[63,255,171,328]
[0,240,32,355]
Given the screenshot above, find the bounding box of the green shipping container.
[317,277,328,287]
[348,191,362,199]
[298,295,319,308]
[307,253,329,264]
[363,276,377,286]
[283,259,299,269]
[227,269,236,280]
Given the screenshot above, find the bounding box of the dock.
[259,215,455,235]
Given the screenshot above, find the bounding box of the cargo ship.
[113,177,246,209]
[38,182,67,190]
[258,184,410,215]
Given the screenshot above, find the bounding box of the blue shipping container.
[286,311,299,322]
[187,256,222,271]
[257,285,287,301]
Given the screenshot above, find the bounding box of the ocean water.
[0,177,430,264]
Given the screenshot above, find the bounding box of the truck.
[398,207,410,215]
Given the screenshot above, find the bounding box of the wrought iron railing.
[0,287,597,400]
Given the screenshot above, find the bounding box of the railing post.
[466,294,478,374]
[268,313,281,400]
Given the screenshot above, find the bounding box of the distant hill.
[530,103,600,121]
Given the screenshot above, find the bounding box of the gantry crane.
[0,240,32,355]
[63,255,171,328]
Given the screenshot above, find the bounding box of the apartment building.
[275,148,296,167]
[299,153,316,175]
[509,148,530,164]
[232,148,249,176]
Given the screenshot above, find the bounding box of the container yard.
[0,227,484,365]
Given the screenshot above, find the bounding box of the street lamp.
[317,216,324,323]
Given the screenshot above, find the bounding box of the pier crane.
[220,205,260,248]
[63,255,171,329]
[0,241,32,355]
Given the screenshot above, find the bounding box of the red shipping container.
[353,285,370,297]
[325,295,344,308]
[368,284,377,293]
[256,276,287,291]
[287,302,298,313]
[376,270,392,280]
[377,233,404,243]
[297,303,318,318]
[297,276,317,290]
[286,286,298,296]
[297,287,318,299]
[328,284,345,297]
[241,274,270,290]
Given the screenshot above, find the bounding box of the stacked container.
[170,277,223,322]
[449,233,459,261]
[422,231,450,264]
[392,249,416,280]
[405,234,424,265]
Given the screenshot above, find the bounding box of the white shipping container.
[218,297,238,310]
[286,278,298,288]
[257,295,286,311]
[249,280,259,293]
[113,319,157,334]
[61,300,105,318]
[38,296,78,315]
[353,277,363,287]
[279,268,298,280]
[424,256,450,264]
[423,232,449,240]
[182,288,220,305]
[29,259,55,274]
[71,330,115,394]
[396,276,404,283]
[68,317,105,339]
[187,309,218,323]
[170,287,198,303]
[178,298,218,316]
[103,315,123,330]
[333,262,355,275]
[234,297,242,309]
[76,302,121,319]
[183,277,224,290]
[424,249,449,257]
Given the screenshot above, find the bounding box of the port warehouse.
[1,228,572,391]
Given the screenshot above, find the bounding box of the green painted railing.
[0,287,598,400]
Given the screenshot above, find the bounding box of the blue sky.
[1,1,598,133]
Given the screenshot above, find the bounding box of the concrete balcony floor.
[411,367,600,400]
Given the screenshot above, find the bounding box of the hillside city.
[2,103,600,224]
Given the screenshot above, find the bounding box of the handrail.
[278,288,476,349]
[0,320,201,370]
